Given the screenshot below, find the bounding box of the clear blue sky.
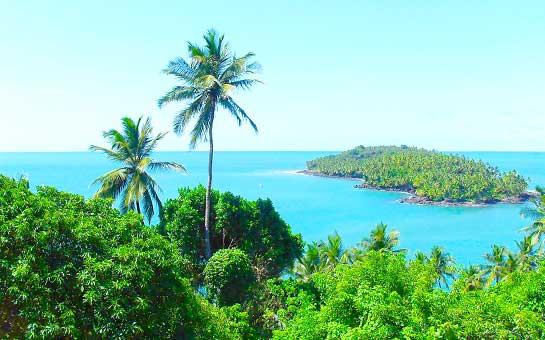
[1,0,544,152]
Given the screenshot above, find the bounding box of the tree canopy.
[0,175,233,339]
[160,185,303,280]
[2,175,544,338]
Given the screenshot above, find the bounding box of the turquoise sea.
[1,151,544,265]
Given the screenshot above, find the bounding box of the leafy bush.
[0,175,231,339]
[204,249,255,306]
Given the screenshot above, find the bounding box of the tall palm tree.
[482,245,510,287]
[358,223,404,253]
[158,29,261,259]
[429,246,456,288]
[90,116,185,223]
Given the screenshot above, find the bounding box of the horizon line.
[2,149,545,153]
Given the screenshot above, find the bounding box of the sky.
[0,0,544,152]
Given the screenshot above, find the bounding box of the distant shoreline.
[296,170,538,207]
[293,169,360,181]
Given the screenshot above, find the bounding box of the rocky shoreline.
[298,170,539,207]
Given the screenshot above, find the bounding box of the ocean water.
[1,151,544,265]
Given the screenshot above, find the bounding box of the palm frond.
[91,168,131,200]
[162,57,198,83]
[124,173,147,209]
[219,98,258,133]
[89,145,126,162]
[149,161,186,173]
[102,128,125,146]
[189,113,212,149]
[121,117,139,144]
[219,52,260,83]
[140,131,167,159]
[140,188,155,223]
[173,95,206,135]
[188,42,208,64]
[229,78,263,90]
[136,157,152,174]
[157,85,199,108]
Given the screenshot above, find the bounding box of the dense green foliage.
[0,175,235,339]
[204,249,255,306]
[277,224,544,338]
[307,145,528,202]
[160,185,303,279]
[272,252,545,339]
[90,116,185,222]
[274,218,545,339]
[2,174,544,338]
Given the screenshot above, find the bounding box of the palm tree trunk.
[204,118,214,260]
[136,200,141,214]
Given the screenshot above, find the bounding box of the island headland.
[301,146,539,207]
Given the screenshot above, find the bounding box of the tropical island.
[303,145,534,206]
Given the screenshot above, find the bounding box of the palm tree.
[459,265,485,292]
[521,186,545,252]
[90,116,185,223]
[319,232,352,267]
[293,242,322,282]
[158,29,261,259]
[482,245,510,287]
[429,246,456,288]
[413,250,429,264]
[504,252,519,274]
[515,235,538,272]
[358,223,404,253]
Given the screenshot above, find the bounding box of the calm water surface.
[1,151,544,265]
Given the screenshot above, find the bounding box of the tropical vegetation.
[90,116,185,223]
[1,175,545,338]
[0,175,232,338]
[159,185,303,282]
[307,145,528,202]
[158,29,261,259]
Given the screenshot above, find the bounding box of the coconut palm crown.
[358,222,405,253]
[158,29,261,259]
[90,116,185,222]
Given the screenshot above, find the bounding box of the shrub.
[204,248,255,306]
